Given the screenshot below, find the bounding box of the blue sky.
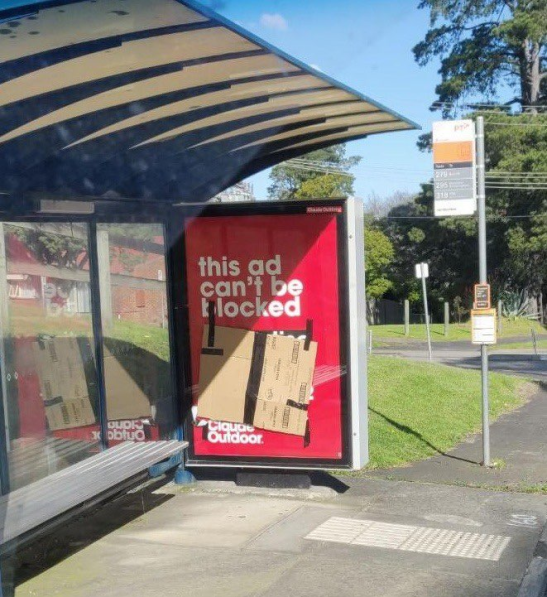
[207,0,439,201]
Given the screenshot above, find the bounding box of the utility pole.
[476,116,490,467]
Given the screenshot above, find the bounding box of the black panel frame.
[168,199,354,470]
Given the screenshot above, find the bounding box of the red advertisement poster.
[184,210,348,464]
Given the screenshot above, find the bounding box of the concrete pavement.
[10,338,547,597]
[11,476,547,597]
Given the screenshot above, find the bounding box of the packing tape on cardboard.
[243,331,267,426]
[202,301,224,356]
[304,319,313,351]
[286,399,309,412]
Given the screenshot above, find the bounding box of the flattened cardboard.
[32,337,96,430]
[256,334,317,408]
[103,345,155,421]
[253,399,308,436]
[196,325,317,437]
[196,326,254,424]
[45,397,96,431]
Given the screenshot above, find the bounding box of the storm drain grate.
[305,517,510,561]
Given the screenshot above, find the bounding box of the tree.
[379,112,547,318]
[364,190,415,218]
[363,225,395,299]
[267,144,360,200]
[480,112,547,305]
[414,0,547,115]
[294,173,351,199]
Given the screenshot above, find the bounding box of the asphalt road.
[373,343,547,381]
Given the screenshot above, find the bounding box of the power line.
[380,214,547,220]
[485,185,547,191]
[430,100,547,112]
[486,121,547,127]
[487,171,547,176]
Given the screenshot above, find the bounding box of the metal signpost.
[415,263,432,361]
[475,116,491,467]
[433,116,491,467]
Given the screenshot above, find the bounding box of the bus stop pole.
[476,116,491,467]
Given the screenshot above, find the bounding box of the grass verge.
[491,339,547,351]
[370,318,546,343]
[364,355,535,471]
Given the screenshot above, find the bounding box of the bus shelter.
[0,0,417,553]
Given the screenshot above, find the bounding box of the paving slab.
[11,477,547,597]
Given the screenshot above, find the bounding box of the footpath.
[11,472,547,597]
[10,344,547,597]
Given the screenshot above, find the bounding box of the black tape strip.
[243,332,267,425]
[286,399,309,412]
[207,301,215,347]
[304,319,313,351]
[303,420,311,447]
[201,347,224,356]
[43,396,63,408]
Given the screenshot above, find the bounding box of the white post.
[421,263,432,362]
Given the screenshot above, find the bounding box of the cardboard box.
[32,337,96,430]
[253,399,308,436]
[197,325,317,436]
[103,344,156,421]
[197,327,255,424]
[45,397,96,431]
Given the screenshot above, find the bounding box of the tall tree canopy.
[414,0,547,114]
[267,145,360,200]
[379,112,547,317]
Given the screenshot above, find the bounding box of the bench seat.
[0,440,187,550]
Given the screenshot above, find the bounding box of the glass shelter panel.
[96,224,175,443]
[0,222,99,491]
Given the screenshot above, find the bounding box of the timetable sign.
[474,283,491,310]
[433,120,477,217]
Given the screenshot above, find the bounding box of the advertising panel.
[181,201,356,468]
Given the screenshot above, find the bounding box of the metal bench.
[0,440,187,552]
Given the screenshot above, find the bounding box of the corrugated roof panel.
[0,0,418,203]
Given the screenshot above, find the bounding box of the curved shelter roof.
[0,0,418,203]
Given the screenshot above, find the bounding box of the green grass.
[491,339,547,351]
[366,355,532,470]
[370,318,546,343]
[106,320,170,362]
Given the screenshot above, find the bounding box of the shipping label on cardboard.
[32,337,96,430]
[45,397,96,431]
[253,399,308,436]
[257,334,317,407]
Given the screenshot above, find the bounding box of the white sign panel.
[471,309,497,345]
[433,119,477,217]
[414,263,429,279]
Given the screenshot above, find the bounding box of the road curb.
[518,522,547,597]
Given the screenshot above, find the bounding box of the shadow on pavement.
[6,477,175,591]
